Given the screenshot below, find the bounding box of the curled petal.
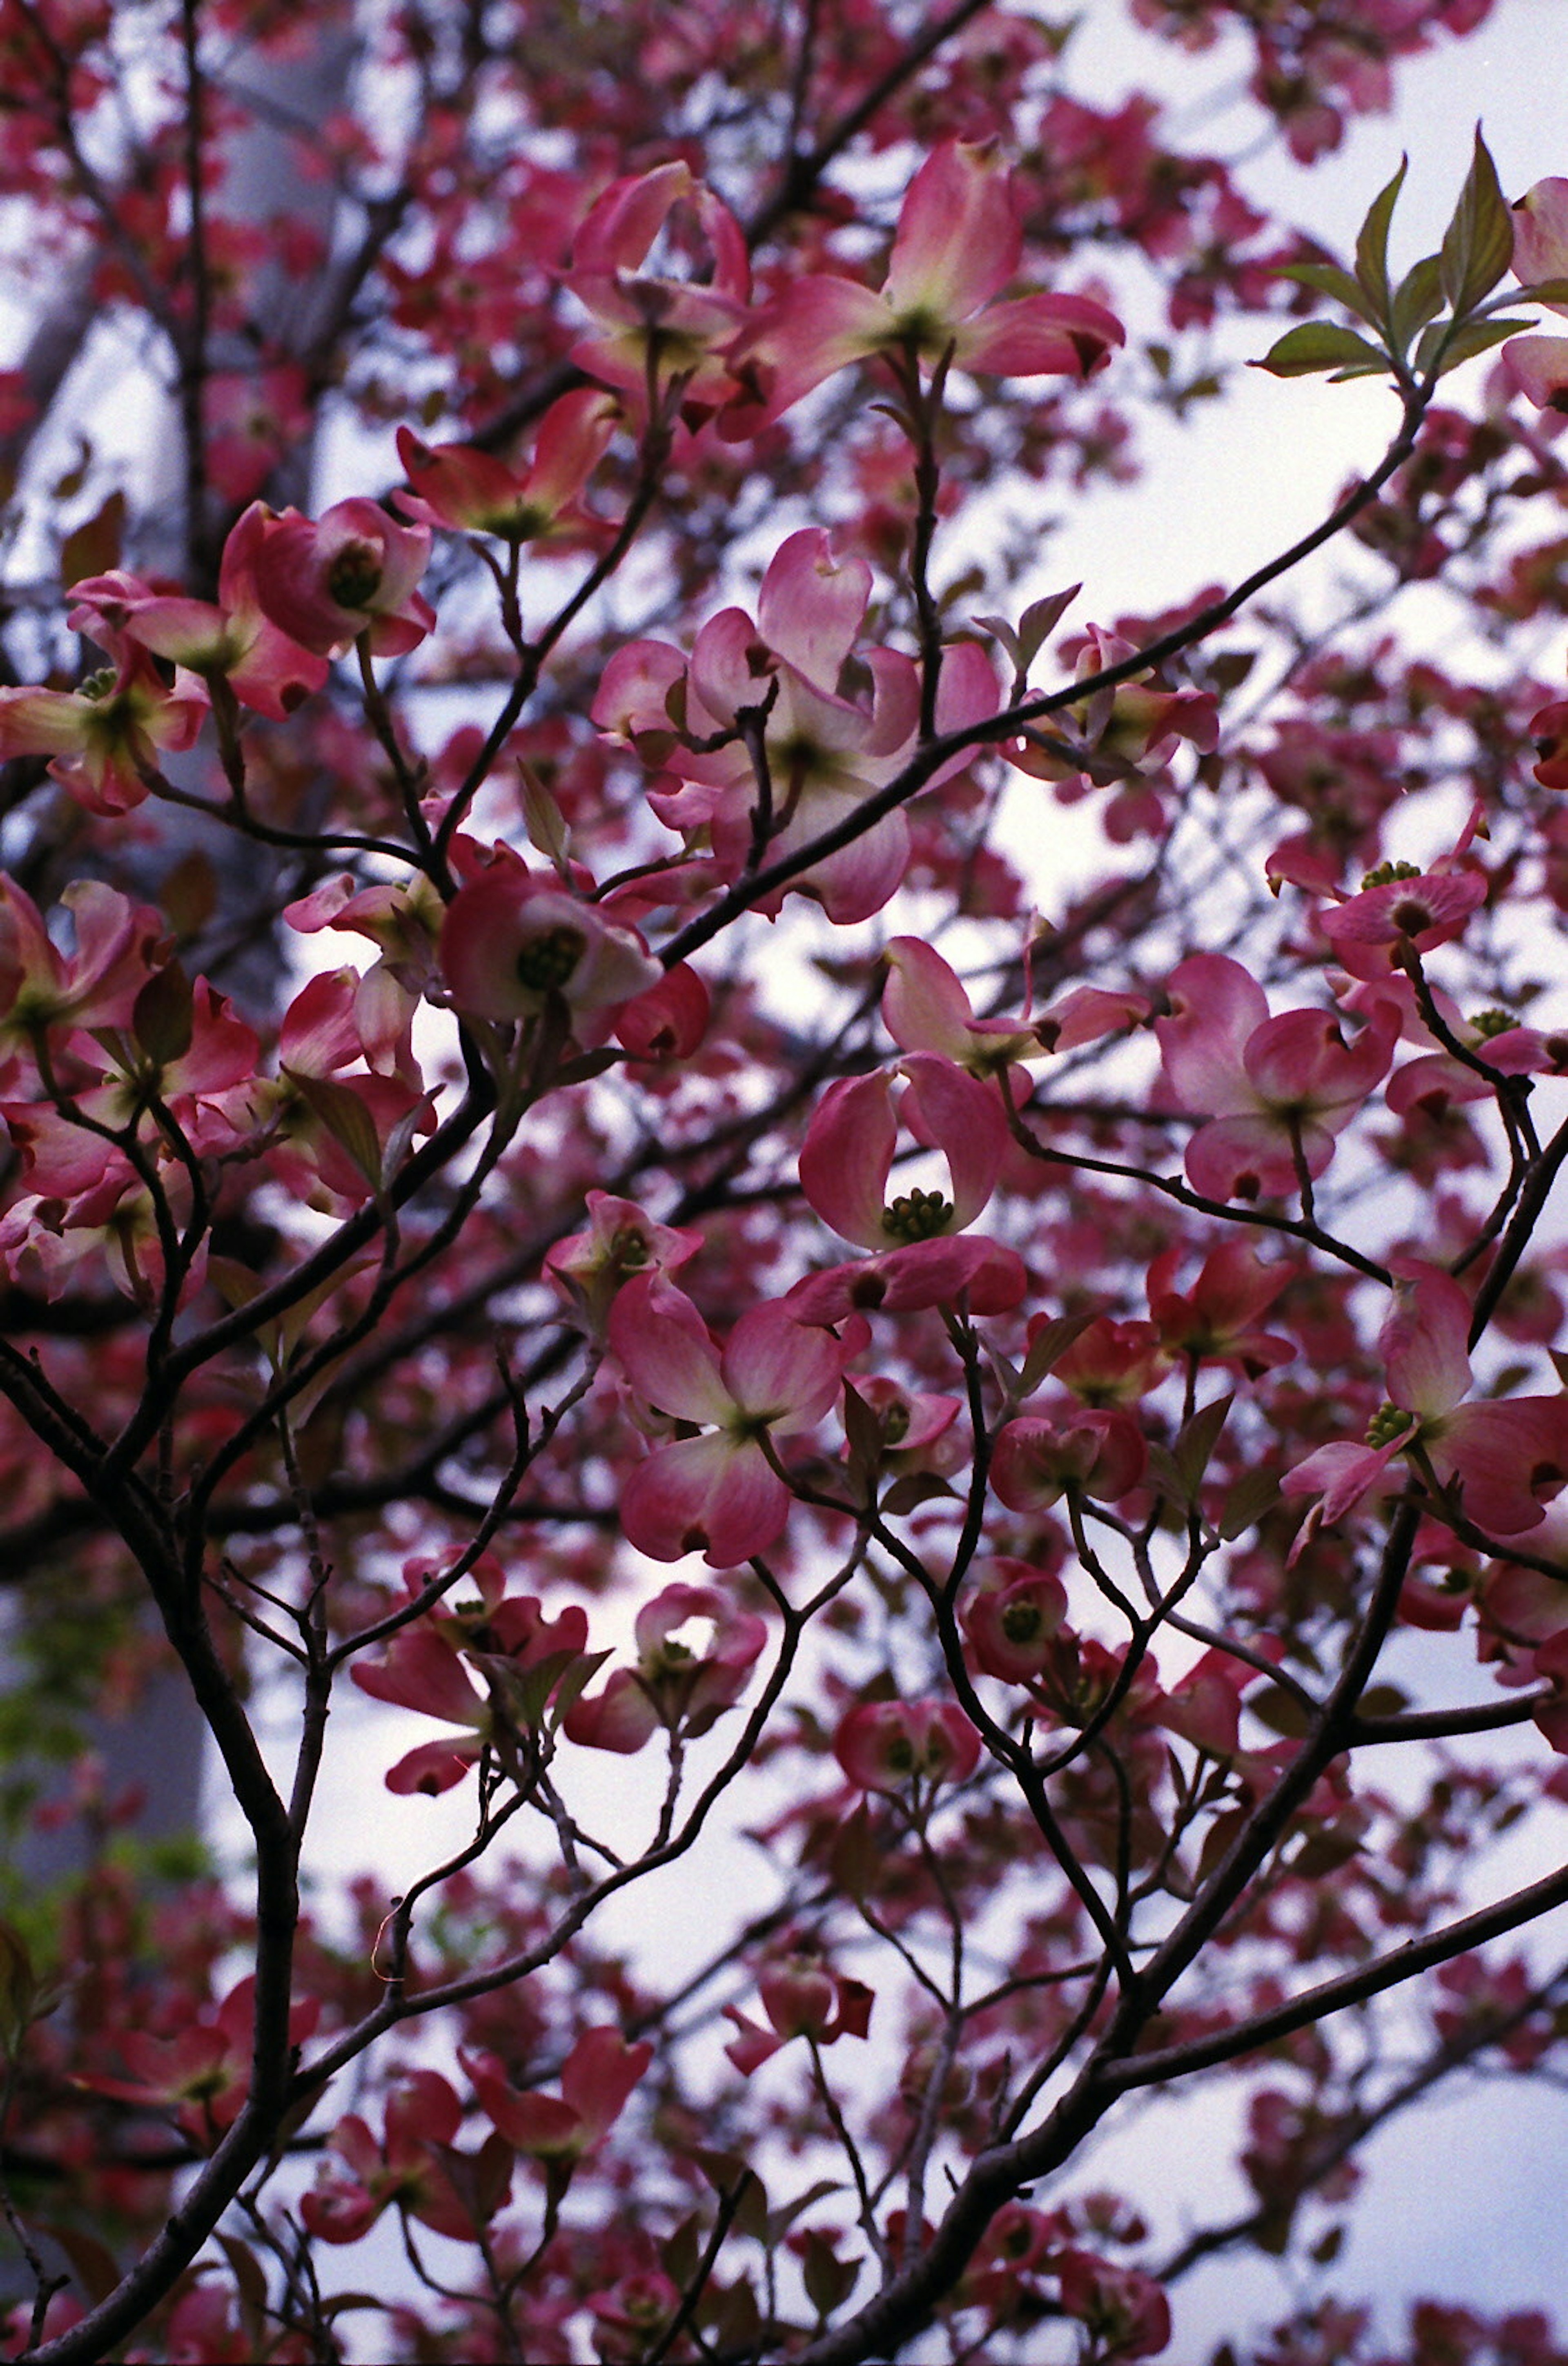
[801,1071,898,1248]
[619,1432,788,1567]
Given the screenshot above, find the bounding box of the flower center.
[515,925,586,993]
[327,539,384,610]
[1365,1401,1414,1449]
[881,1187,953,1242]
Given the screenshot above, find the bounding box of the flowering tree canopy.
[6,2,1568,2362]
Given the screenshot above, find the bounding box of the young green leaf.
[1389,254,1444,358]
[1256,323,1390,380]
[1354,156,1409,324]
[1439,127,1513,316]
[1276,260,1381,326]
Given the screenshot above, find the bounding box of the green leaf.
[285,1070,383,1188]
[1255,323,1389,380]
[1276,260,1380,325]
[1018,1309,1097,1395]
[133,961,194,1068]
[1173,1392,1234,1500]
[1354,156,1408,323]
[1389,254,1444,357]
[801,2230,862,2320]
[1415,313,1530,379]
[1516,276,1568,305]
[1439,127,1513,316]
[1219,1464,1281,1541]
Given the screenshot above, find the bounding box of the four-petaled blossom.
[991,1406,1148,1510]
[352,1555,592,1795]
[1283,1261,1568,1551]
[301,2072,495,2244]
[439,845,662,1022]
[722,1933,874,2073]
[609,1273,861,1564]
[962,1555,1070,1684]
[595,528,999,925]
[880,934,1147,1100]
[833,1696,982,1792]
[394,390,619,542]
[1501,177,1568,413]
[67,501,329,720]
[0,628,206,815]
[248,497,435,658]
[564,160,751,418]
[1157,951,1398,1201]
[725,140,1122,430]
[461,2026,651,2174]
[564,1580,767,1751]
[544,1189,703,1334]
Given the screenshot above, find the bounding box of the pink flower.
[0,876,163,1058]
[69,501,329,719]
[1007,621,1217,807]
[438,846,662,1022]
[722,1933,873,2073]
[1156,951,1398,1201]
[991,1406,1148,1510]
[833,1696,982,1792]
[1146,1238,1297,1379]
[563,1580,767,1751]
[962,1555,1069,1684]
[301,2073,487,2244]
[609,1273,860,1564]
[1283,1262,1568,1549]
[351,1558,592,1794]
[597,528,999,924]
[801,1054,1007,1251]
[0,631,207,815]
[248,496,434,658]
[726,140,1122,430]
[463,2026,651,2167]
[1316,814,1488,980]
[544,1190,703,1334]
[564,160,751,419]
[394,390,618,541]
[1501,177,1568,414]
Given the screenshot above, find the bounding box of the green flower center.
[327,540,384,610]
[1365,1401,1414,1449]
[515,926,586,993]
[881,1187,953,1243]
[1360,858,1423,889]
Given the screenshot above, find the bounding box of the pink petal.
[1512,177,1568,292]
[898,1053,1005,1229]
[884,140,1019,324]
[610,1275,735,1426]
[1156,954,1268,1116]
[757,529,872,689]
[1184,1112,1329,1202]
[720,1299,849,1429]
[620,1432,790,1567]
[800,1071,898,1248]
[1380,1263,1473,1420]
[954,291,1124,379]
